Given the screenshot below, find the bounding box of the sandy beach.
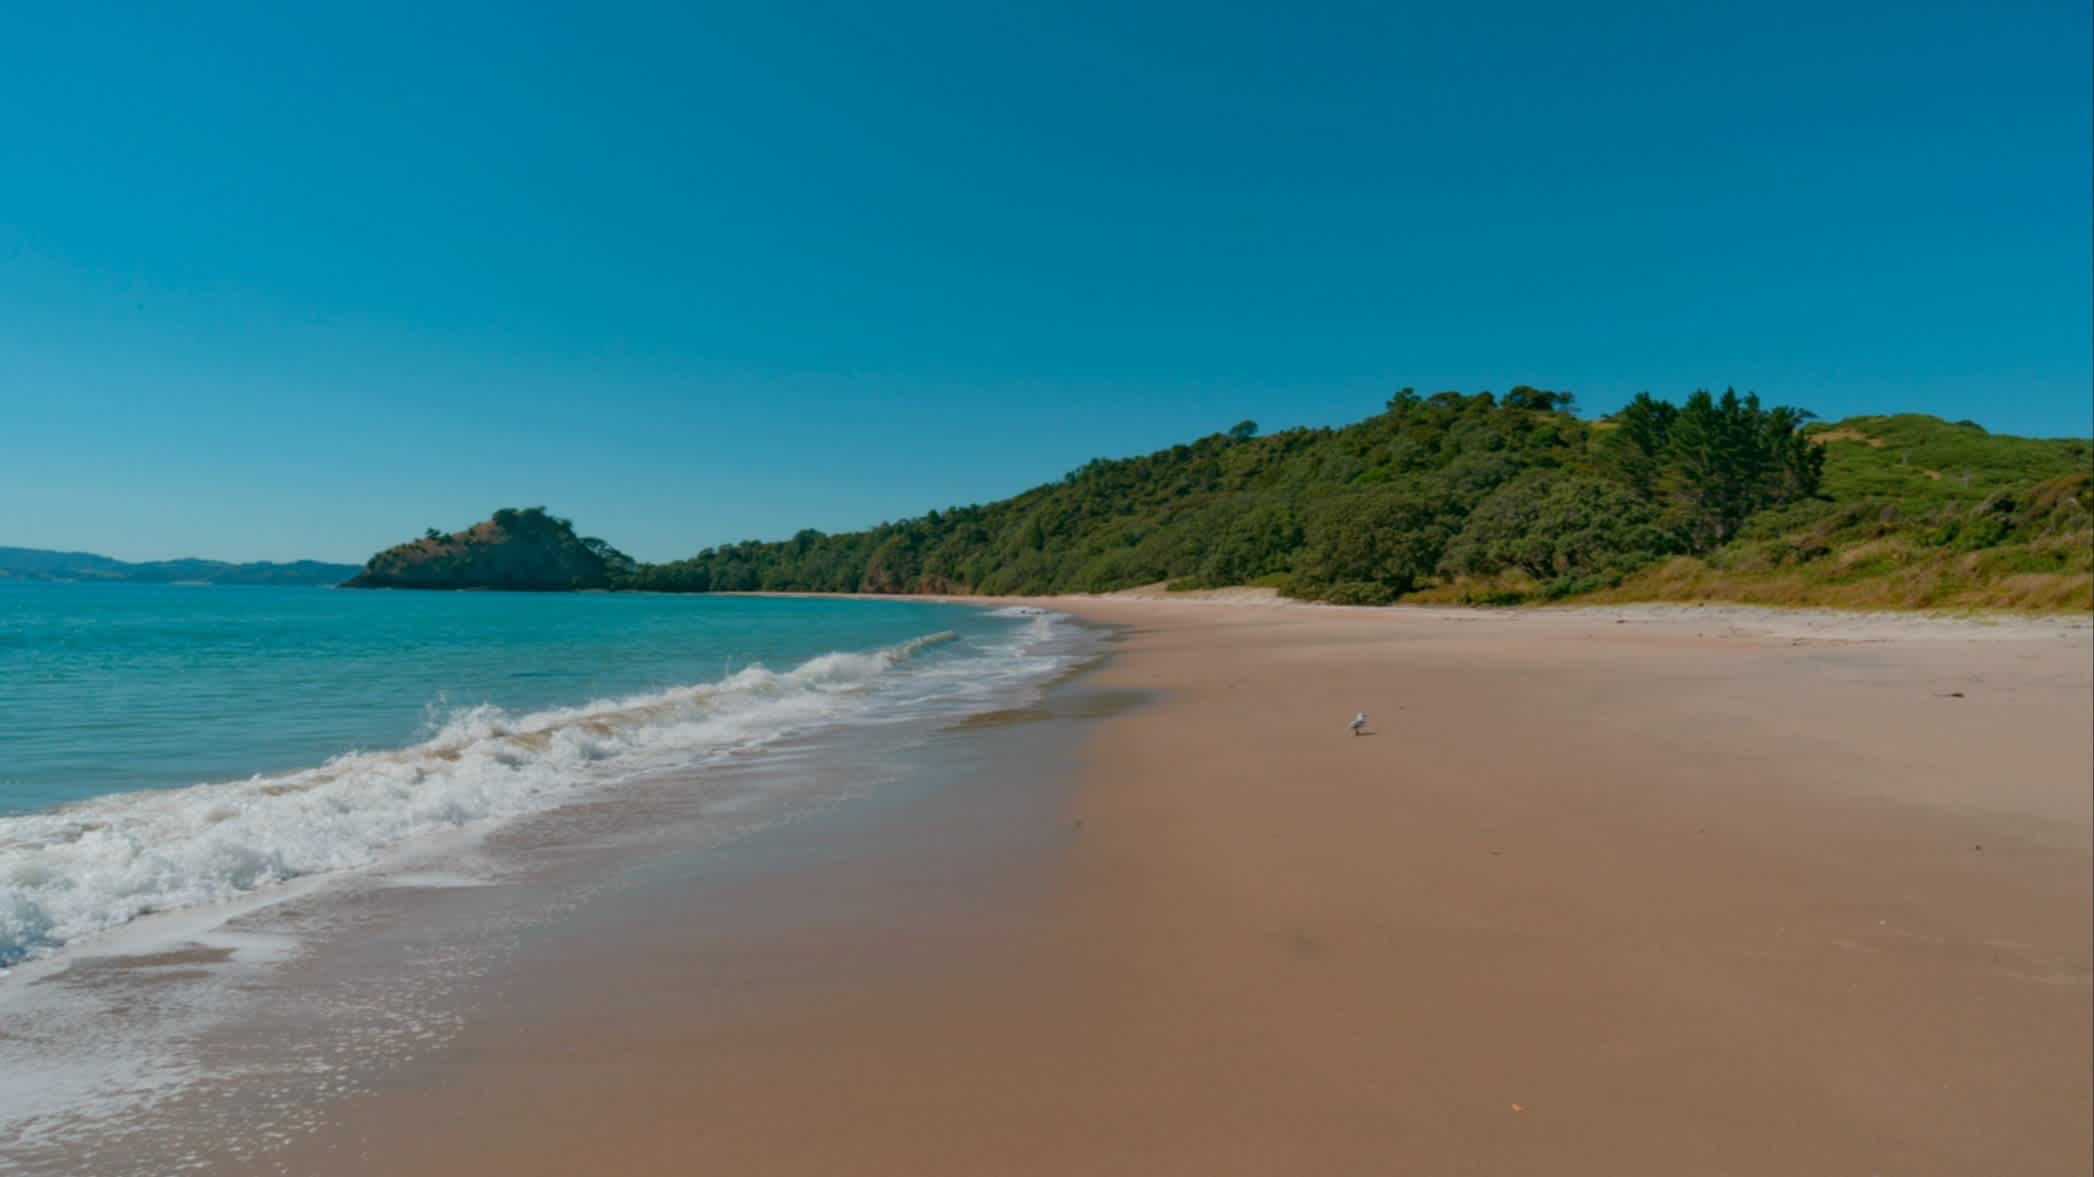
[229,599,2091,1176]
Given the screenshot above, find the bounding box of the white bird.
[1348,712,1367,736]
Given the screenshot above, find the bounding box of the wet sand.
[234,600,2091,1176]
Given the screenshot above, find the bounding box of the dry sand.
[238,600,2091,1176]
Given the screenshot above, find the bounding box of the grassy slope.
[1569,416,2091,611]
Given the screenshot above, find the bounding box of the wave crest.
[0,630,967,968]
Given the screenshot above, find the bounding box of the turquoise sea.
[0,583,1077,969]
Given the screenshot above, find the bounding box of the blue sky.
[3,1,2088,564]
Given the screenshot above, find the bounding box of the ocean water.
[0,583,1077,970]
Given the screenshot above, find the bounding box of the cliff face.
[344,508,622,591]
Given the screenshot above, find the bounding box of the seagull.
[1348,712,1368,736]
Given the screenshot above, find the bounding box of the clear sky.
[4,1,2088,564]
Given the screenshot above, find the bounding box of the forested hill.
[361,389,2091,611]
[345,508,633,591]
[621,388,2089,610]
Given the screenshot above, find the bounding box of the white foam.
[0,622,1074,969]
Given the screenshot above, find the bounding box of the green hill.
[361,391,2091,612]
[618,389,2087,611]
[345,508,633,591]
[1584,415,2091,610]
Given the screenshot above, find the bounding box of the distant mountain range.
[0,547,359,586]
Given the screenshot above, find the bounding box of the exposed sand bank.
[231,597,2091,1176]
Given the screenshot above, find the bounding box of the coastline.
[138,596,2094,1174]
[0,598,1096,1173]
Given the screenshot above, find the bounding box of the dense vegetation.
[623,388,1836,604]
[363,390,2091,611]
[1581,415,2092,610]
[347,507,633,591]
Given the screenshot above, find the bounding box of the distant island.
[0,547,359,587]
[346,389,2093,611]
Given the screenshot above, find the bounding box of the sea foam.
[0,626,1033,968]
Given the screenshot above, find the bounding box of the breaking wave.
[0,626,1042,968]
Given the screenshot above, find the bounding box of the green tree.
[1660,389,1820,549]
[1196,499,1304,584]
[1440,471,1674,582]
[1293,486,1453,599]
[1603,392,1678,497]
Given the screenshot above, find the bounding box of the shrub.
[1292,484,1454,598]
[1317,580,1397,606]
[1440,471,1674,581]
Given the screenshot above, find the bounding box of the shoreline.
[181,628,1129,1176]
[0,599,1098,1174]
[194,594,2091,1175]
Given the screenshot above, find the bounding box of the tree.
[1228,419,1260,442]
[1603,389,1822,551]
[1196,499,1303,584]
[1440,471,1674,582]
[1604,392,1678,497]
[1759,404,1825,507]
[1658,389,1823,549]
[1293,485,1454,599]
[1503,385,1574,413]
[580,536,637,581]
